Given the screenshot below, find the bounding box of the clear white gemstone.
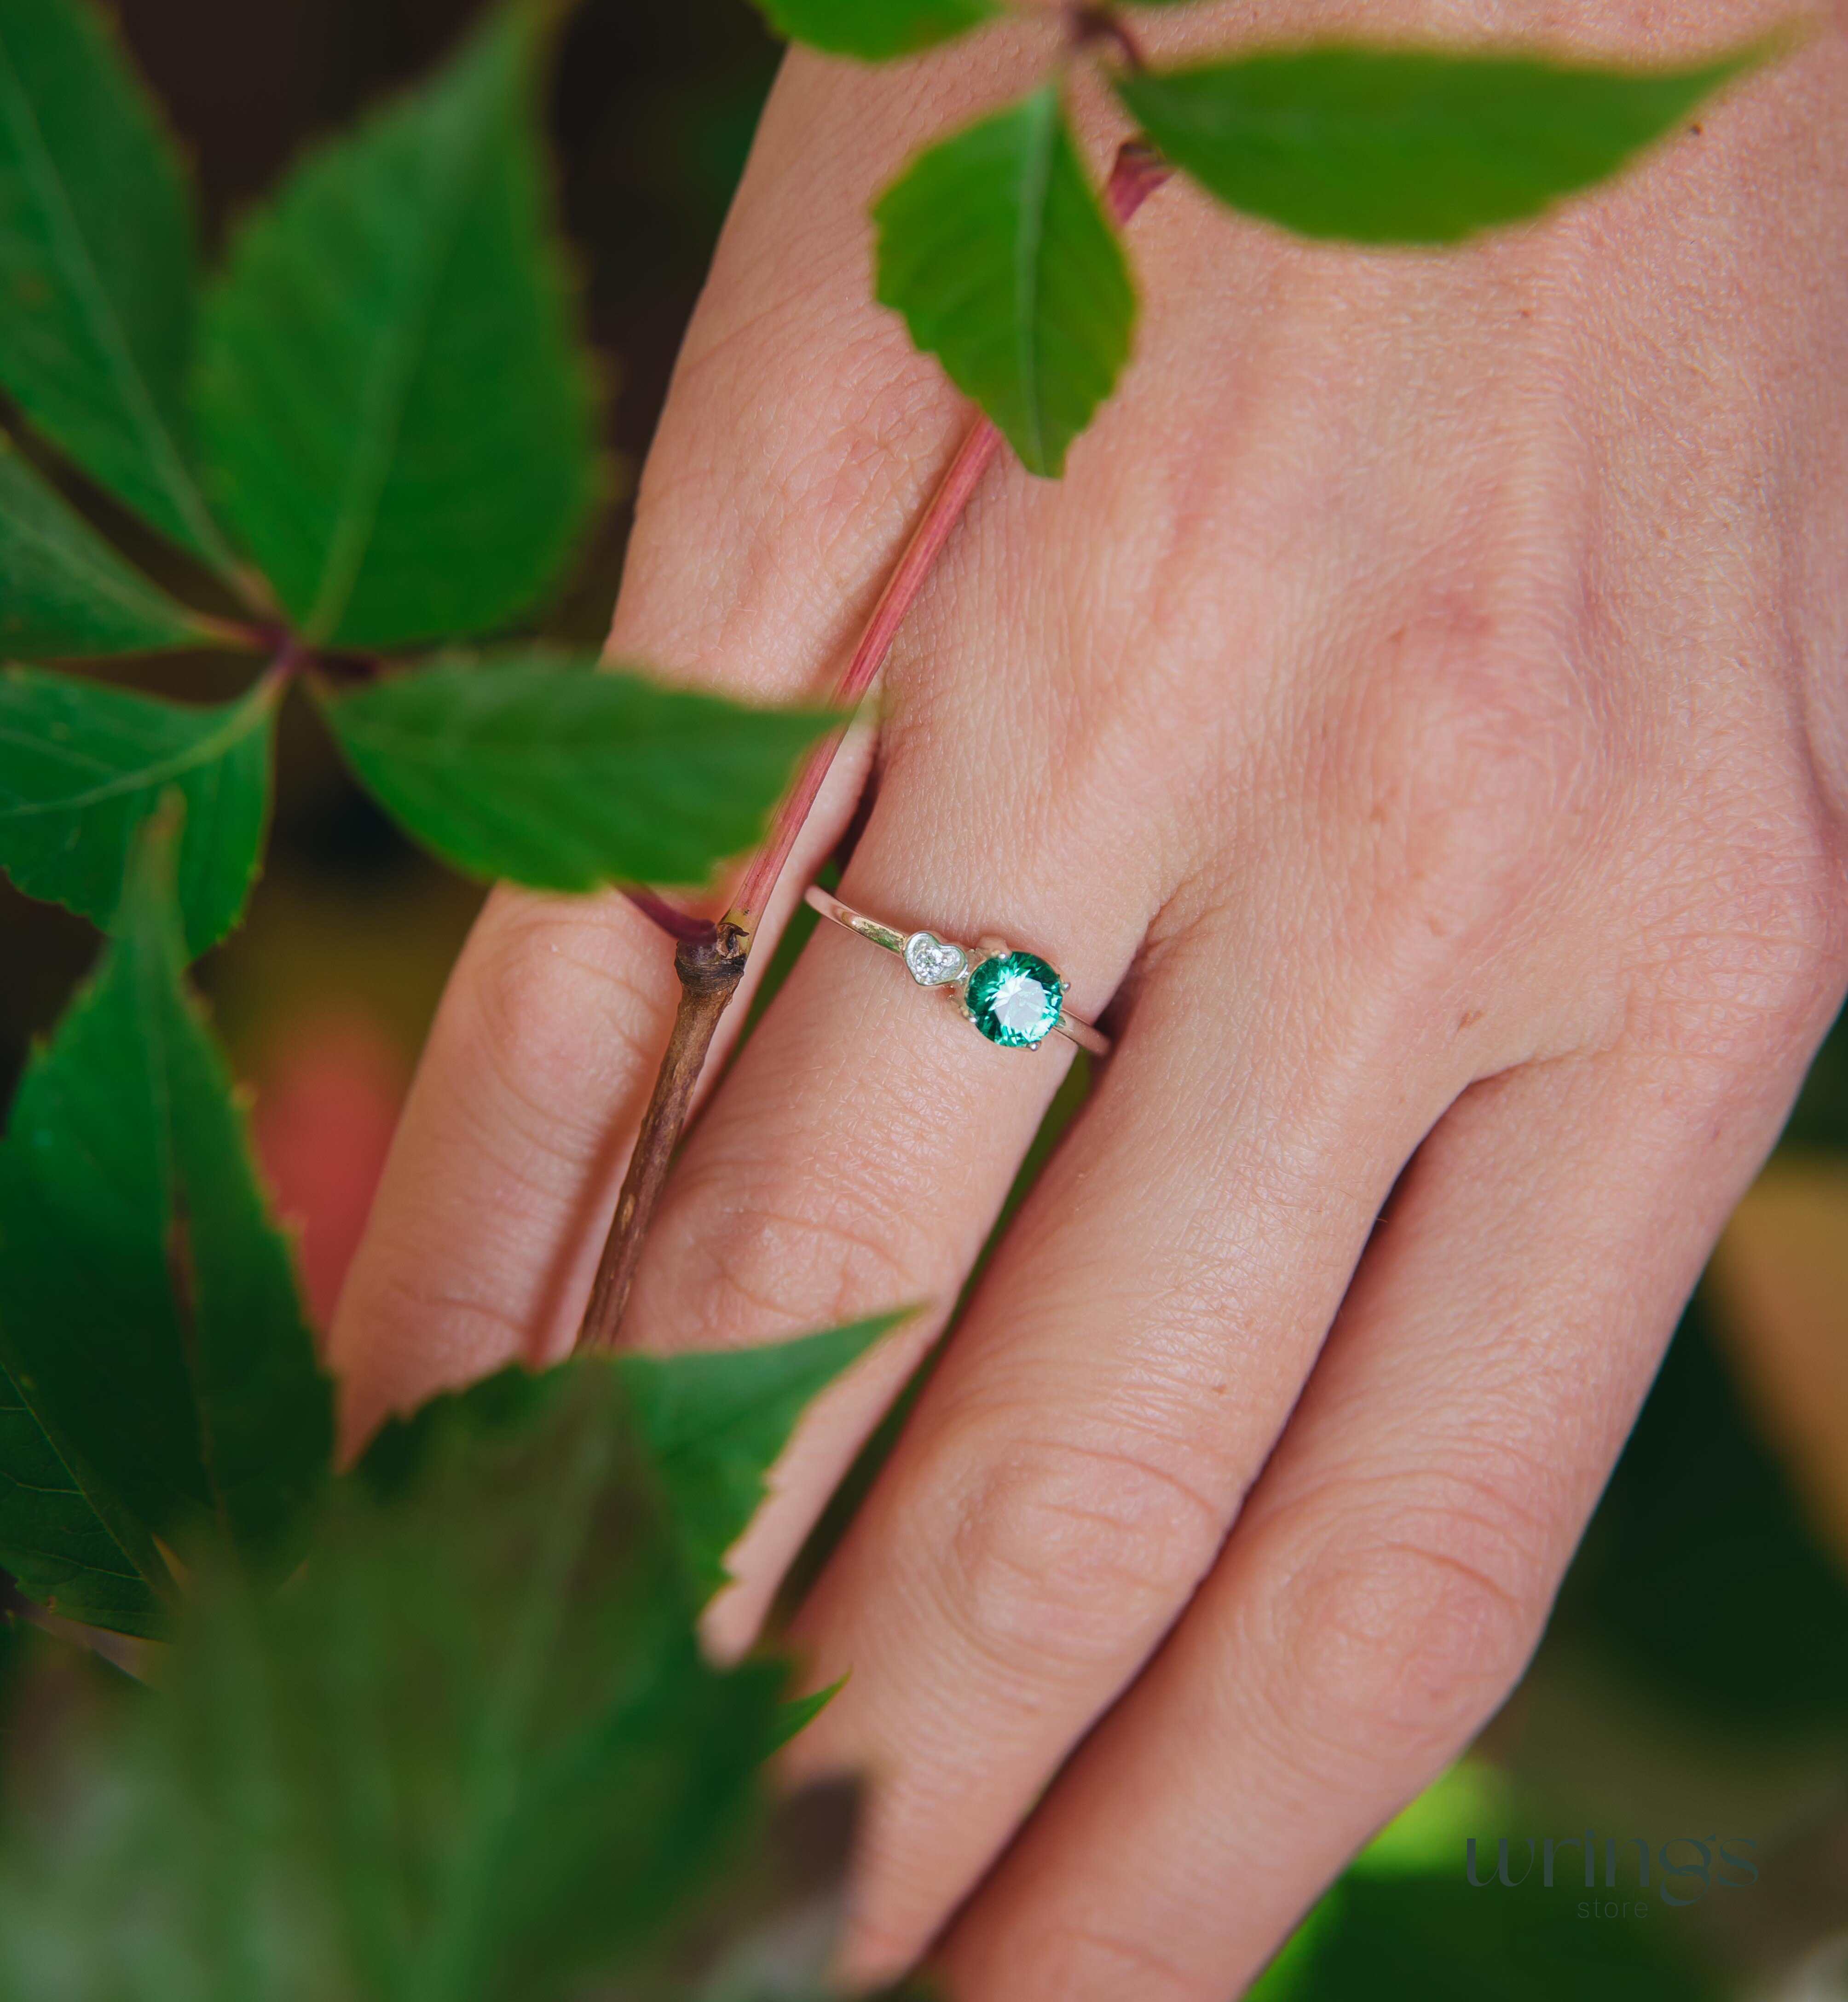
[904,931,967,987]
[989,973,1054,1036]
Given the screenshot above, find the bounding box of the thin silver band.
[803,885,1111,1057]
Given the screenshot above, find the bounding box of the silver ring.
[803,886,1110,1057]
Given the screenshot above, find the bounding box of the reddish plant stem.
[727,414,1003,937]
[622,885,720,944]
[727,140,1170,936]
[576,139,1170,1352]
[610,420,1001,957]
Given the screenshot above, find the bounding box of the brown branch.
[577,923,746,1347]
[574,139,1170,1353]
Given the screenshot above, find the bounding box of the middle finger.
[620,491,1177,1641]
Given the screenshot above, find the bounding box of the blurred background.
[1,1,1844,1990]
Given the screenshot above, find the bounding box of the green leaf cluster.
[192,7,596,650]
[0,809,895,1642]
[0,1346,887,2001]
[0,10,890,1983]
[0,811,328,1636]
[0,0,832,949]
[0,814,898,1993]
[755,0,1776,475]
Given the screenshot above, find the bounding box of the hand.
[329,5,1848,1994]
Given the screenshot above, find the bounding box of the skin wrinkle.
[1034,1925,1204,2002]
[676,1184,938,1344]
[1261,1535,1542,1767]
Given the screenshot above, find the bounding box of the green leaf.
[0,1359,167,1637]
[0,1360,791,2001]
[1351,1761,1515,1877]
[0,0,233,568]
[1555,1289,1848,1729]
[0,665,276,956]
[1274,1871,1724,2001]
[769,1673,847,1753]
[0,809,332,1623]
[874,86,1135,477]
[0,441,211,658]
[194,5,599,649]
[1115,40,1767,246]
[317,649,836,891]
[351,1359,565,1506]
[1778,995,1848,1152]
[619,1313,901,1599]
[0,1591,22,1708]
[753,0,997,62]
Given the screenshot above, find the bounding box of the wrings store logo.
[1466,1831,1760,1916]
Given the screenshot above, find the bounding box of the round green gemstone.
[965,951,1064,1048]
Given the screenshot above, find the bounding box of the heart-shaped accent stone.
[904,930,968,988]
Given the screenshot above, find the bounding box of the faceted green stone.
[965,950,1064,1048]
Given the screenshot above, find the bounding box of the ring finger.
[936,1021,1821,2000]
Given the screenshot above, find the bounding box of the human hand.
[329,4,1848,1993]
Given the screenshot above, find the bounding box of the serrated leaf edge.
[0,7,234,572]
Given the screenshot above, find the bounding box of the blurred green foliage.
[0,1355,791,2000]
[1557,999,1848,1735]
[1559,1287,1848,1732]
[0,5,890,1989]
[1780,1003,1848,1154]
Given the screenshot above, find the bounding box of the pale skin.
[329,2,1848,1994]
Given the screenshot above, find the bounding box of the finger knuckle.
[1629,807,1847,1081]
[451,892,658,1159]
[362,1259,535,1392]
[653,1171,929,1347]
[1255,1469,1554,1773]
[927,1415,1227,1678]
[1333,604,1597,955]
